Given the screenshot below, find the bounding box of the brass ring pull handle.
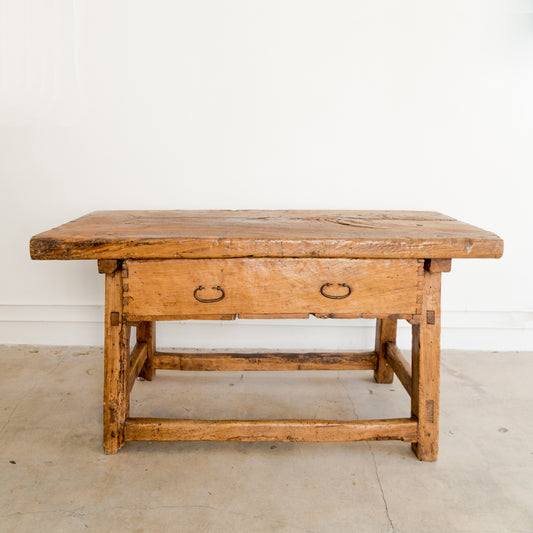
[320,283,352,299]
[193,285,225,303]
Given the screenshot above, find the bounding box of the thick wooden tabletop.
[30,210,503,260]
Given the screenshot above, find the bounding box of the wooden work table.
[30,210,503,460]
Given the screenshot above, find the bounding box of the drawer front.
[122,258,422,319]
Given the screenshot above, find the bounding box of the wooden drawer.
[122,258,423,320]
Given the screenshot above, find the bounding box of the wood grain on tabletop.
[29,210,504,260]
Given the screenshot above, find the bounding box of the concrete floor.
[0,346,532,533]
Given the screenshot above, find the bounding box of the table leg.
[137,321,155,380]
[374,318,397,383]
[103,268,130,454]
[411,268,441,461]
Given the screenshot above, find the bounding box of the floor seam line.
[369,443,396,533]
[337,372,396,533]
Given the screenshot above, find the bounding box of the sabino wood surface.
[30,210,504,260]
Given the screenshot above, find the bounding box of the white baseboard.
[0,305,531,351]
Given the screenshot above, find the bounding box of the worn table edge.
[29,210,504,261]
[30,235,504,260]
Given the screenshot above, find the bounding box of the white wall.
[1,0,532,350]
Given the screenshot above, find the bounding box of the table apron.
[122,258,424,320]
